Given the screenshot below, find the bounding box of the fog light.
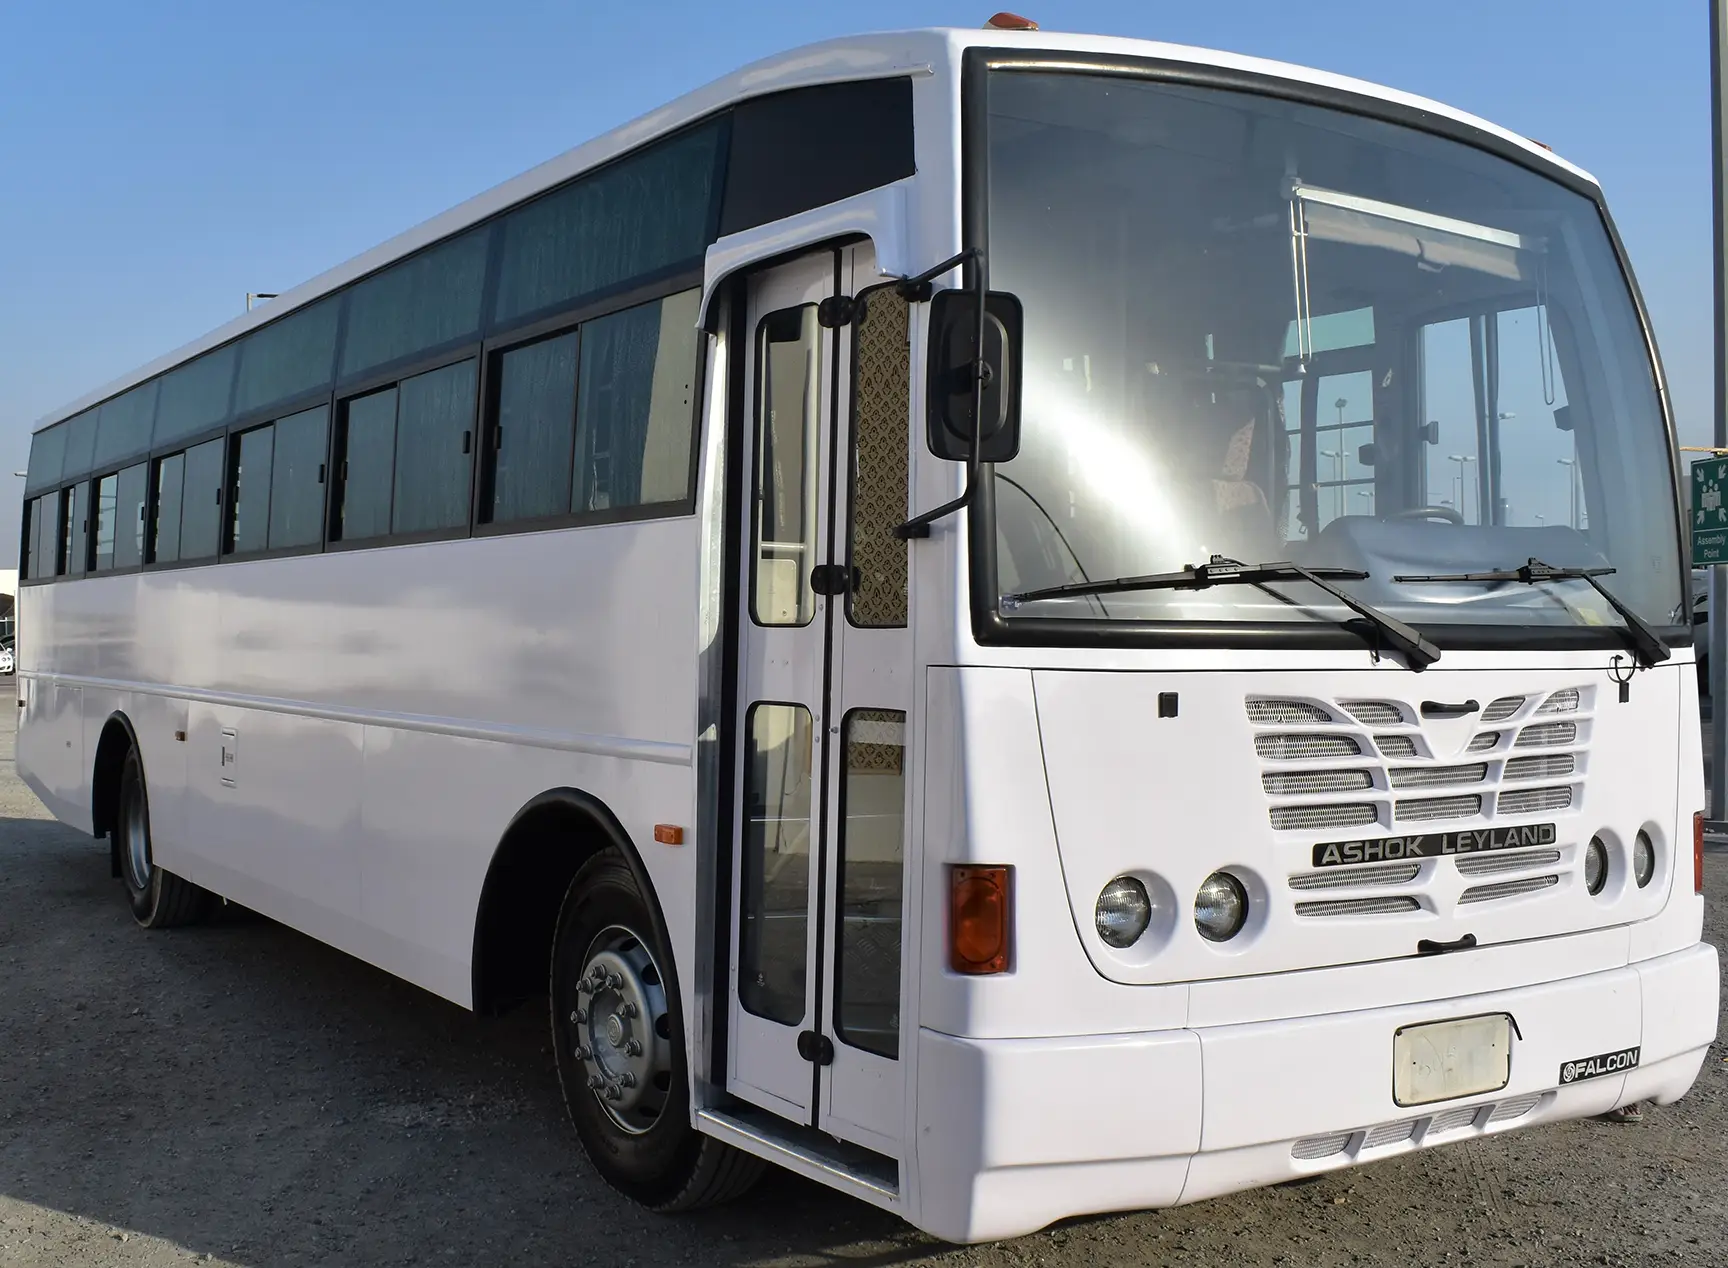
[1585,836,1608,896]
[1634,831,1655,888]
[1095,876,1152,948]
[1195,871,1249,942]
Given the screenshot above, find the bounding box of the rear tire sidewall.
[116,749,160,924]
[551,852,703,1207]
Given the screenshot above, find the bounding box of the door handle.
[1420,699,1480,718]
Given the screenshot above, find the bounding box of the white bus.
[16,19,1720,1243]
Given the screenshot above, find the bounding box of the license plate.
[1393,1013,1513,1107]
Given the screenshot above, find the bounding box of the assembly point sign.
[1695,456,1728,566]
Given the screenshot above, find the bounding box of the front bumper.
[912,941,1719,1243]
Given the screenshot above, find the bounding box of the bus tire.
[550,849,765,1211]
[115,747,210,929]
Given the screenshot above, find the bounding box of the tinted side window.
[334,389,398,542]
[490,331,578,524]
[392,360,477,535]
[573,289,701,513]
[93,473,118,571]
[340,233,487,378]
[236,297,340,416]
[157,346,237,447]
[492,122,722,326]
[228,424,275,555]
[94,381,158,469]
[179,438,226,561]
[721,78,916,235]
[24,496,45,580]
[26,424,67,496]
[115,463,148,570]
[64,410,98,483]
[152,453,186,564]
[269,406,328,550]
[64,482,89,577]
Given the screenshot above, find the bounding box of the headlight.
[1195,871,1249,942]
[1634,831,1655,888]
[1095,876,1152,948]
[1585,836,1609,896]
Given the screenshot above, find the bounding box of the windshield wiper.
[1004,555,1442,670]
[1393,558,1671,668]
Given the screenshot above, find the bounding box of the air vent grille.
[1455,848,1563,877]
[1376,735,1417,758]
[1288,861,1421,891]
[1481,696,1526,723]
[1342,700,1404,726]
[1262,769,1374,796]
[1427,1106,1482,1134]
[1466,732,1501,753]
[1504,753,1575,781]
[1395,794,1481,822]
[1389,763,1487,790]
[1362,1119,1418,1149]
[1294,895,1422,918]
[1537,688,1580,714]
[1488,1093,1543,1123]
[1498,786,1572,815]
[1256,734,1362,760]
[1247,699,1334,725]
[1270,803,1378,831]
[1459,875,1560,904]
[1516,722,1577,748]
[1291,1132,1351,1161]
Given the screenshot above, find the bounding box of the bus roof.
[32,26,1593,434]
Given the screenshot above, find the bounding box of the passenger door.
[727,245,913,1155]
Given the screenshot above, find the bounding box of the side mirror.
[925,289,1023,463]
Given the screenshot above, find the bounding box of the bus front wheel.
[550,850,764,1210]
[115,747,211,929]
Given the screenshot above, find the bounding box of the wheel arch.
[91,711,141,877]
[471,787,677,1017]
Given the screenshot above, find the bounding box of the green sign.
[1694,456,1728,565]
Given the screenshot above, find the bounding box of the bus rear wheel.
[550,850,764,1211]
[115,747,211,929]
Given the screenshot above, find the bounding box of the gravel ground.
[1,679,1725,1267]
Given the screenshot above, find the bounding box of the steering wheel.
[1389,505,1465,525]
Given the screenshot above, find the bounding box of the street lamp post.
[1557,457,1578,528]
[1448,454,1476,522]
[1320,448,1344,520]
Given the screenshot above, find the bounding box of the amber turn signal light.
[950,865,1012,974]
[1695,811,1706,895]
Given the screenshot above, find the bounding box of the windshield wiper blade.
[1005,555,1442,670]
[1393,557,1671,668]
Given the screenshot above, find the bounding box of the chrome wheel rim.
[121,778,151,890]
[568,926,672,1134]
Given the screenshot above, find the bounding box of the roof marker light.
[986,12,1039,30]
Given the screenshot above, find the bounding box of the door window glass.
[750,305,820,626]
[848,287,911,627]
[391,359,477,535]
[835,709,905,1059]
[739,702,813,1026]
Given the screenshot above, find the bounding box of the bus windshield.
[984,71,1684,635]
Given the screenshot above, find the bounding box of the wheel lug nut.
[574,1045,592,1061]
[587,1074,604,1090]
[605,1085,623,1101]
[619,1072,637,1089]
[621,1002,639,1018]
[623,1039,642,1057]
[574,1008,588,1024]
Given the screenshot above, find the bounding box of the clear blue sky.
[0,1,1712,561]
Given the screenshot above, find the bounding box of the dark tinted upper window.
[490,331,579,523]
[237,297,340,415]
[341,232,488,378]
[157,345,238,446]
[492,122,722,326]
[25,424,66,495]
[94,382,158,468]
[64,410,98,479]
[720,78,916,236]
[391,359,477,535]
